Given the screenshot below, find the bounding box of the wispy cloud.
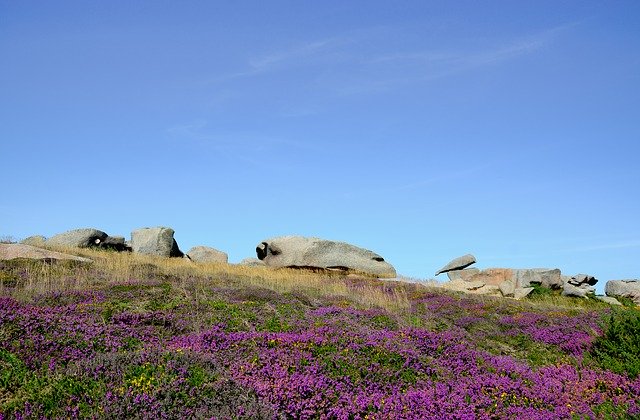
[248,39,339,71]
[166,119,322,169]
[201,22,577,99]
[333,23,576,95]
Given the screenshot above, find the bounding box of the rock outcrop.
[435,254,476,276]
[562,274,596,298]
[434,255,561,299]
[187,246,228,263]
[130,227,183,257]
[605,280,640,305]
[256,236,396,278]
[0,243,92,262]
[45,228,108,248]
[447,268,480,281]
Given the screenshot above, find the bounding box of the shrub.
[590,308,640,378]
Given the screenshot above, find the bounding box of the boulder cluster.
[13,229,394,277]
[20,227,228,263]
[6,227,639,305]
[435,253,636,304]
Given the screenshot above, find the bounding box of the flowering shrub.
[1,276,639,418]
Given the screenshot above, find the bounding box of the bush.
[590,308,640,378]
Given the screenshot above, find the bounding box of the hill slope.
[1,248,639,418]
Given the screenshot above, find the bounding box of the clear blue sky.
[2,1,639,291]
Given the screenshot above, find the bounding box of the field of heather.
[1,250,639,419]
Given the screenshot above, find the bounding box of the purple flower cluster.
[169,306,640,419]
[1,280,638,418]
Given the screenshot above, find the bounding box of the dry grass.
[1,246,415,312]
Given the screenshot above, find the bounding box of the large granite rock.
[256,236,396,278]
[131,227,183,257]
[562,273,597,298]
[0,243,92,262]
[567,274,598,286]
[439,278,501,296]
[187,246,228,263]
[514,268,563,289]
[20,235,46,247]
[562,283,595,298]
[435,254,476,275]
[605,280,640,305]
[45,228,108,248]
[471,268,514,286]
[447,268,480,281]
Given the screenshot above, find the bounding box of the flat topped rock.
[0,243,92,262]
[435,254,476,275]
[256,236,396,278]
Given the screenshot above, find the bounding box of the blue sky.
[2,1,639,291]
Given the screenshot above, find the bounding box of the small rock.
[187,246,228,263]
[595,296,622,306]
[435,254,476,276]
[447,268,480,281]
[238,257,266,266]
[513,287,535,300]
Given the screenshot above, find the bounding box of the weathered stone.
[130,227,183,257]
[187,246,228,263]
[20,235,46,247]
[256,236,396,278]
[514,268,563,289]
[238,257,267,266]
[0,243,92,262]
[447,268,480,282]
[513,287,534,300]
[568,274,598,286]
[605,280,640,304]
[472,268,514,286]
[440,279,485,292]
[595,296,622,306]
[435,254,476,275]
[46,228,108,248]
[562,283,595,298]
[499,279,516,297]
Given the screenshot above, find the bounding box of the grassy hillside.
[1,248,639,419]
